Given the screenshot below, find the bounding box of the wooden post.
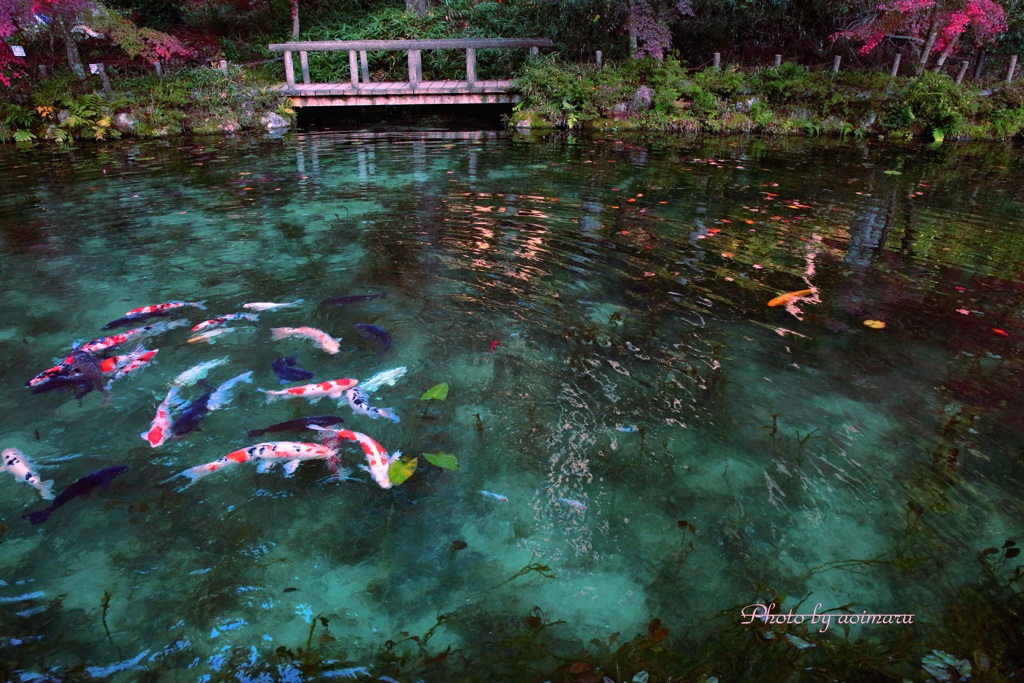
[595,50,602,70]
[284,50,295,87]
[360,50,369,83]
[973,49,986,80]
[96,63,112,93]
[408,49,422,87]
[38,64,48,77]
[890,53,901,77]
[529,46,539,57]
[832,55,841,72]
[955,60,969,84]
[1006,55,1017,82]
[154,61,162,77]
[774,54,781,67]
[465,47,476,86]
[713,52,720,69]
[299,51,310,84]
[349,50,359,87]
[218,59,228,74]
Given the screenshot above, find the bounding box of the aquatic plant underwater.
[0,132,1022,681]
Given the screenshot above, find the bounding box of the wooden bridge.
[268,38,553,107]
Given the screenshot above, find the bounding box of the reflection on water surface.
[1,131,1022,681]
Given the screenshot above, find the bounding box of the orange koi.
[767,289,814,307]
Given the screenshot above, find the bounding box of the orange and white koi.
[141,386,181,448]
[191,312,259,332]
[177,441,338,483]
[270,326,341,355]
[258,378,358,403]
[124,300,207,317]
[242,299,304,311]
[77,319,188,354]
[310,425,396,489]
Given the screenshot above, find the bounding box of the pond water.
[1,129,1022,682]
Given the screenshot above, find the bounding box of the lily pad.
[387,456,418,486]
[420,382,449,401]
[424,452,459,470]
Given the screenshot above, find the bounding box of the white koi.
[187,328,237,344]
[259,378,358,403]
[178,441,337,483]
[310,426,396,489]
[270,326,341,355]
[480,490,509,502]
[558,497,587,510]
[141,386,180,448]
[359,366,408,394]
[173,357,231,387]
[1,448,55,500]
[207,371,254,411]
[242,299,304,311]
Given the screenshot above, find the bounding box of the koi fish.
[558,497,586,510]
[187,328,237,344]
[1,448,55,500]
[242,299,304,311]
[102,300,206,330]
[22,465,128,525]
[142,386,180,448]
[345,387,400,423]
[26,356,76,388]
[359,366,407,394]
[28,350,106,400]
[173,357,231,387]
[104,347,158,386]
[191,312,259,332]
[320,292,386,306]
[354,323,392,353]
[310,426,396,489]
[246,415,345,439]
[489,340,499,353]
[177,442,337,483]
[206,371,254,411]
[259,378,359,403]
[77,319,188,354]
[767,289,814,307]
[270,326,341,355]
[170,384,214,437]
[272,356,314,384]
[480,490,508,502]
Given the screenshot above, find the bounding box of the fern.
[13,130,37,143]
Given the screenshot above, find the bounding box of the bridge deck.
[278,79,519,106]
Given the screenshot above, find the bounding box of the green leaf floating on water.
[420,382,449,401]
[424,452,459,470]
[883,169,902,175]
[388,456,417,486]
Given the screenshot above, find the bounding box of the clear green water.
[1,131,1023,681]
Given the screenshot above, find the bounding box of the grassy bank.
[511,56,1024,142]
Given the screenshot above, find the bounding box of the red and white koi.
[259,378,359,403]
[178,441,338,483]
[310,426,396,489]
[242,299,304,311]
[26,356,76,388]
[124,300,206,317]
[102,345,158,388]
[270,326,341,355]
[172,356,231,387]
[77,319,188,354]
[207,371,254,411]
[191,312,259,332]
[2,448,55,500]
[141,386,181,448]
[345,387,400,423]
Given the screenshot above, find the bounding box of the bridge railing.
[267,38,554,89]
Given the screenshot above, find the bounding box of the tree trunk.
[932,32,962,72]
[405,0,427,18]
[55,17,86,80]
[916,4,940,75]
[291,0,299,38]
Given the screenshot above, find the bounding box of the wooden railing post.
[596,50,602,70]
[713,52,720,69]
[466,47,476,86]
[832,55,841,72]
[219,59,228,74]
[1007,55,1017,82]
[890,53,901,77]
[360,50,369,83]
[955,60,969,84]
[529,46,538,57]
[284,50,295,87]
[299,51,310,84]
[349,50,359,87]
[774,54,781,67]
[409,49,422,87]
